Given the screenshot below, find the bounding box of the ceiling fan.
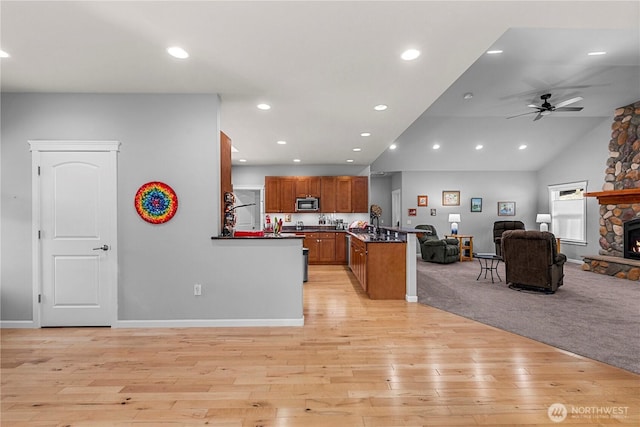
[507,93,583,121]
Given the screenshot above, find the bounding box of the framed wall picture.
[430,208,437,216]
[408,208,417,216]
[417,195,428,207]
[470,197,482,212]
[498,201,516,216]
[442,190,460,206]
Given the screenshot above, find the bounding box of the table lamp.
[448,213,461,235]
[536,213,551,232]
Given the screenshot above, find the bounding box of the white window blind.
[549,181,587,244]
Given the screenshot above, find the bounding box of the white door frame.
[392,189,402,227]
[233,185,265,228]
[29,140,120,327]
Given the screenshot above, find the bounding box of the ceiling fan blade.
[555,96,583,108]
[555,106,584,112]
[533,112,544,121]
[506,111,538,119]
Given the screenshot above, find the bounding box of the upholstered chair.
[501,230,566,293]
[493,220,525,256]
[415,225,460,264]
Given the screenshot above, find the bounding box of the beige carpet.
[416,258,640,374]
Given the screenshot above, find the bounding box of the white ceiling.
[1,1,639,170]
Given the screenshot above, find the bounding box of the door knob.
[92,244,109,251]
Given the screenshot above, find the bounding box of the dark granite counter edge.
[211,233,304,240]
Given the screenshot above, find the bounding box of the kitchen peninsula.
[348,227,418,301]
[210,233,305,326]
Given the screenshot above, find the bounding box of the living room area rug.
[416,257,640,374]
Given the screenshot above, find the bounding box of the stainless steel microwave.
[296,197,320,212]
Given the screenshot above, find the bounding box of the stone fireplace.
[583,101,640,280]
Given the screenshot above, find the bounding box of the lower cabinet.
[304,232,347,265]
[349,237,406,299]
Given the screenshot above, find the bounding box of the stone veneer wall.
[596,101,640,257]
[582,101,640,280]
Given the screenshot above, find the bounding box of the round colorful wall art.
[134,181,178,224]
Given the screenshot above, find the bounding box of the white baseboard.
[1,320,36,328]
[405,295,418,303]
[114,317,305,328]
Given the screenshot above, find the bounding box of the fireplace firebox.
[623,218,640,260]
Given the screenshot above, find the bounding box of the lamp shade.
[536,214,551,223]
[448,214,461,223]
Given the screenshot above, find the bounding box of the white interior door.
[392,189,402,227]
[33,142,118,326]
[234,188,262,230]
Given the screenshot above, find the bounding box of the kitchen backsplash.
[266,212,370,227]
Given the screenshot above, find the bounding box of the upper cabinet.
[320,176,337,213]
[351,176,369,213]
[295,176,321,198]
[265,175,368,213]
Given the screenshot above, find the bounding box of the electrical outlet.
[407,219,412,225]
[194,284,202,296]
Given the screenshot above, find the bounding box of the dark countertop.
[211,233,304,240]
[282,226,347,233]
[348,231,406,243]
[379,226,424,234]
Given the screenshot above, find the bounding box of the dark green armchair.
[415,225,460,264]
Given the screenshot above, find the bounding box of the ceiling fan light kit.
[507,93,584,121]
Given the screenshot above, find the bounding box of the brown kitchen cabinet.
[265,175,368,213]
[349,236,406,299]
[264,176,281,213]
[295,176,321,198]
[280,177,296,213]
[305,232,335,263]
[320,176,337,213]
[336,177,352,212]
[335,232,347,264]
[264,176,296,213]
[351,176,368,213]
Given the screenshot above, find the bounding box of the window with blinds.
[549,181,587,244]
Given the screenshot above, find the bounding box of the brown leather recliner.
[493,220,525,256]
[501,230,566,293]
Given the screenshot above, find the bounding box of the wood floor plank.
[1,264,638,426]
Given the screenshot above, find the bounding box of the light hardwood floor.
[2,265,639,426]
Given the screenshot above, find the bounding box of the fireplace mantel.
[585,188,640,205]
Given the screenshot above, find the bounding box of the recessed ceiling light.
[276,140,287,145]
[167,46,189,59]
[588,51,607,56]
[360,132,371,137]
[231,145,239,153]
[0,50,9,58]
[238,159,247,163]
[433,144,440,150]
[346,159,354,163]
[389,144,397,150]
[257,103,271,110]
[475,144,484,150]
[486,50,503,55]
[519,144,527,150]
[374,104,388,111]
[293,158,301,163]
[463,92,473,100]
[352,148,362,152]
[401,49,421,61]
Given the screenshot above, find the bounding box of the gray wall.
[1,93,224,321]
[536,117,611,260]
[370,175,392,226]
[398,170,537,253]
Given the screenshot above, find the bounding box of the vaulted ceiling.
[1,1,639,171]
